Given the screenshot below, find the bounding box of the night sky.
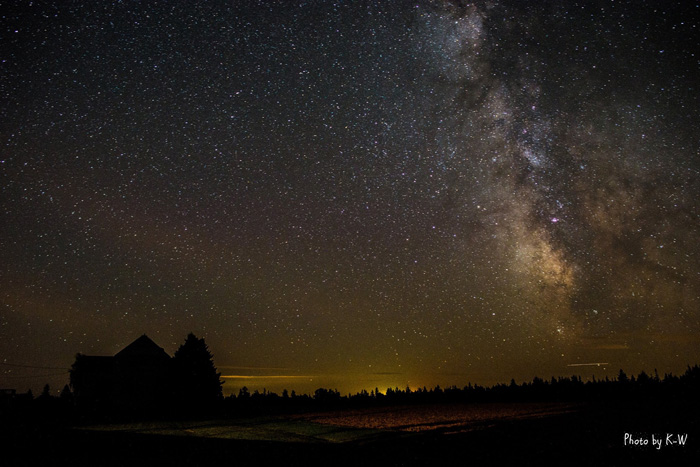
[2,0,699,397]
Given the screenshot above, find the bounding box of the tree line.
[3,354,700,422]
[220,365,700,414]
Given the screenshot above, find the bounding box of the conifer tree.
[173,333,223,410]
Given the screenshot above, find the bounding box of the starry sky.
[2,0,699,396]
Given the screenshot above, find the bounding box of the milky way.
[2,1,699,395]
[419,2,699,348]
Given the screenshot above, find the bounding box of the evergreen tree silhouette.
[39,384,51,400]
[59,384,72,401]
[172,333,223,412]
[617,369,629,384]
[238,386,250,399]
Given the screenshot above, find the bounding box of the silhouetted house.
[71,335,172,413]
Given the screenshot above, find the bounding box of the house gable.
[115,334,171,361]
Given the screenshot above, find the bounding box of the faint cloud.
[221,375,315,380]
[219,366,290,371]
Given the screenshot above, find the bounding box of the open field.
[78,402,580,442]
[292,401,581,433]
[79,415,389,444]
[5,400,700,466]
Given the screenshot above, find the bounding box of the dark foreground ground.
[5,399,699,466]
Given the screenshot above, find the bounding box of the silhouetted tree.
[59,384,72,400]
[637,370,650,385]
[314,388,341,404]
[683,364,700,382]
[172,333,223,412]
[39,384,51,400]
[58,384,74,414]
[617,369,629,384]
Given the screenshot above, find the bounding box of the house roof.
[115,334,170,361]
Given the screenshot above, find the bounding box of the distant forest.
[3,363,700,423]
[224,365,700,411]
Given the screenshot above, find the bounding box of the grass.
[79,416,390,443]
[78,401,578,443]
[293,401,581,433]
[8,400,699,466]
